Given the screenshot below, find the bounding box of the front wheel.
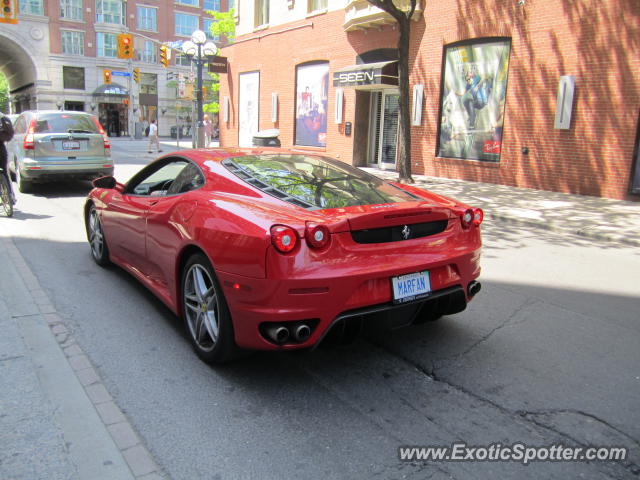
[0,174,13,217]
[86,205,110,266]
[182,253,238,364]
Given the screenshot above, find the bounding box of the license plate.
[62,141,80,150]
[391,270,431,304]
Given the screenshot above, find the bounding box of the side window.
[166,162,205,195]
[128,160,188,196]
[14,116,26,134]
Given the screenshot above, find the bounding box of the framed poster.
[295,62,329,147]
[238,71,259,148]
[438,39,511,162]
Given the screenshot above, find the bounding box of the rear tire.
[86,205,110,266]
[15,162,31,194]
[182,253,239,364]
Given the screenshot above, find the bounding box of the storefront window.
[438,39,511,162]
[295,61,329,148]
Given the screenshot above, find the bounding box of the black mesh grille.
[351,220,449,244]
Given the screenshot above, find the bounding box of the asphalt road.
[2,139,639,479]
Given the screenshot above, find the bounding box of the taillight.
[473,208,483,226]
[460,207,483,229]
[270,225,298,253]
[305,223,330,249]
[460,208,474,229]
[23,119,36,150]
[91,116,110,149]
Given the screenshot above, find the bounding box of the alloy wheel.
[88,208,104,260]
[183,264,220,352]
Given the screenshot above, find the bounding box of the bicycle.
[0,168,13,217]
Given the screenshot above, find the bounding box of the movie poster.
[438,40,511,162]
[295,62,329,147]
[238,71,259,148]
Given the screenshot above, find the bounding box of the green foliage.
[205,8,236,43]
[203,9,235,117]
[0,73,9,113]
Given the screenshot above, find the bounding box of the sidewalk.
[0,237,165,480]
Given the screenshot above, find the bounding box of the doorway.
[368,90,400,170]
[98,103,128,137]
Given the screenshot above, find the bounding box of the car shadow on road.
[27,180,95,198]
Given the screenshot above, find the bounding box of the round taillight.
[305,223,330,249]
[473,208,484,225]
[461,208,474,228]
[270,225,298,253]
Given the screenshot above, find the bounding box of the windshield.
[35,113,99,134]
[223,154,417,209]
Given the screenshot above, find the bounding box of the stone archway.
[0,29,45,112]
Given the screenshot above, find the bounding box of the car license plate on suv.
[62,141,80,150]
[391,270,431,304]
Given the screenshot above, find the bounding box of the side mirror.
[93,176,116,189]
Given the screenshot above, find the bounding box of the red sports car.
[85,149,483,363]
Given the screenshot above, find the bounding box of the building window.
[140,40,157,63]
[308,0,326,12]
[140,73,158,94]
[175,53,191,67]
[437,39,511,162]
[60,0,82,20]
[203,19,220,41]
[175,12,198,36]
[295,61,329,147]
[61,30,84,55]
[96,32,117,57]
[95,0,125,24]
[175,0,197,6]
[254,0,268,27]
[136,6,157,31]
[202,0,219,10]
[20,0,43,15]
[63,66,85,90]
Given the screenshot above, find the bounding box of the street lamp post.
[182,30,216,148]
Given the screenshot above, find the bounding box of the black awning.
[332,61,398,88]
[92,83,129,97]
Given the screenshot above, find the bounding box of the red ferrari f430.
[85,149,483,363]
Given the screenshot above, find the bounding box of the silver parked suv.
[7,110,114,192]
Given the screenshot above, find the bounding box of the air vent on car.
[351,220,449,244]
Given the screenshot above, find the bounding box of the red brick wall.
[219,1,640,200]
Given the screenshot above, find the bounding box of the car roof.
[18,110,94,116]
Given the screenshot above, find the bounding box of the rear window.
[222,154,417,209]
[35,113,99,134]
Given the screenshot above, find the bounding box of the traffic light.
[103,69,111,84]
[117,33,133,59]
[159,45,169,68]
[133,67,140,83]
[0,0,18,24]
[202,86,206,99]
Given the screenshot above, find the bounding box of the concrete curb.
[0,236,167,480]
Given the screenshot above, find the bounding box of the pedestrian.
[203,114,213,147]
[0,112,16,204]
[147,119,163,154]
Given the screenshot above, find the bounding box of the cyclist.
[0,112,16,204]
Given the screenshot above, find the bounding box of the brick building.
[0,0,229,136]
[218,0,640,200]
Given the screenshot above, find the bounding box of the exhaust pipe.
[293,324,311,342]
[468,281,481,298]
[264,325,290,344]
